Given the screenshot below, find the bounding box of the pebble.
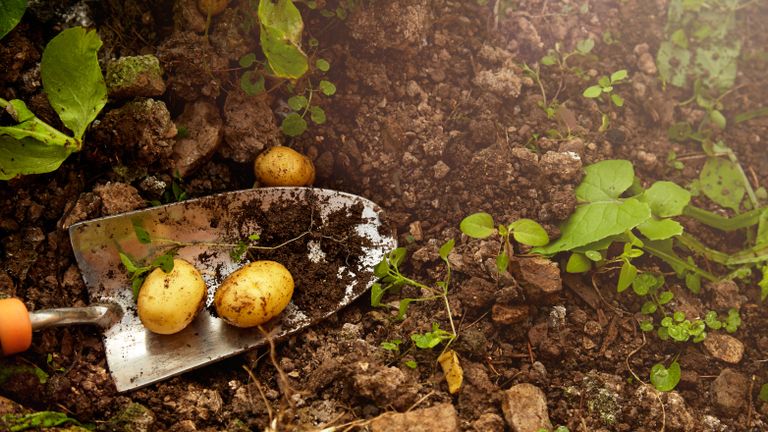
[172,100,223,177]
[491,304,530,325]
[501,383,553,432]
[703,333,745,364]
[711,368,748,417]
[511,256,562,303]
[471,413,505,432]
[370,403,459,432]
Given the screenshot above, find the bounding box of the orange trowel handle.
[0,298,32,355]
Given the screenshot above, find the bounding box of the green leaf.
[576,38,594,54]
[709,110,726,129]
[759,265,768,302]
[639,319,654,332]
[656,41,690,88]
[598,76,611,88]
[0,0,26,40]
[585,250,603,261]
[565,253,592,273]
[576,159,635,202]
[131,219,151,244]
[705,311,722,330]
[460,212,495,239]
[151,253,175,273]
[41,27,107,140]
[309,105,326,124]
[642,181,691,217]
[319,80,336,96]
[582,85,602,98]
[370,282,385,307]
[685,272,701,294]
[404,360,418,369]
[670,29,688,48]
[699,157,745,212]
[757,210,768,246]
[658,290,674,305]
[239,53,257,68]
[388,248,407,268]
[540,55,557,66]
[533,199,651,254]
[439,239,455,260]
[496,252,509,273]
[673,311,685,322]
[287,95,308,111]
[650,361,681,392]
[281,112,307,137]
[0,411,83,431]
[610,69,628,82]
[637,218,684,240]
[258,0,303,43]
[258,19,308,78]
[759,384,768,402]
[380,340,401,351]
[640,301,657,315]
[316,58,330,72]
[0,135,74,180]
[132,277,144,299]
[617,260,637,292]
[632,273,660,296]
[509,218,549,246]
[610,94,624,107]
[119,252,138,273]
[240,71,265,96]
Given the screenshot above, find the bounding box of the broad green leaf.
[575,159,635,202]
[576,38,594,54]
[281,112,307,136]
[640,320,654,332]
[582,85,602,98]
[509,218,549,246]
[610,94,624,107]
[650,361,681,392]
[151,253,175,273]
[532,199,651,254]
[656,41,690,88]
[240,71,265,95]
[388,247,407,268]
[670,29,688,48]
[370,282,385,306]
[0,0,26,40]
[309,105,326,124]
[41,27,107,140]
[699,157,745,212]
[694,43,739,91]
[258,0,303,43]
[460,212,495,239]
[640,301,657,314]
[673,311,685,322]
[642,181,691,217]
[685,272,701,294]
[439,239,455,260]
[632,273,661,296]
[585,250,603,261]
[0,136,73,180]
[565,253,591,273]
[496,252,509,273]
[131,219,151,244]
[617,260,637,292]
[709,109,726,129]
[637,218,684,240]
[610,69,628,82]
[259,26,308,79]
[319,80,336,96]
[373,260,390,278]
[658,290,674,304]
[598,76,611,87]
[287,95,308,110]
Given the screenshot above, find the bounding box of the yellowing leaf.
[437,350,463,394]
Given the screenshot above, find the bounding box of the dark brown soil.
[2,0,768,431]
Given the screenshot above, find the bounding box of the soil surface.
[2,1,768,431]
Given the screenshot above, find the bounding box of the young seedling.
[650,359,681,392]
[582,69,628,131]
[0,27,107,180]
[460,212,549,273]
[541,38,595,73]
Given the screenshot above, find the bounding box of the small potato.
[253,146,315,187]
[214,260,294,328]
[197,0,229,16]
[138,259,207,335]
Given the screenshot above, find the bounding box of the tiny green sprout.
[460,212,549,273]
[650,360,681,392]
[583,69,628,106]
[411,323,454,349]
[380,339,402,352]
[404,360,418,369]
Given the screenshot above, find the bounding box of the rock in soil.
[471,412,505,432]
[501,383,553,432]
[369,403,459,432]
[220,90,282,163]
[633,386,696,431]
[93,182,146,215]
[711,368,749,418]
[347,0,432,53]
[510,256,562,303]
[703,333,745,364]
[157,31,226,102]
[172,100,223,177]
[106,55,166,100]
[705,279,746,310]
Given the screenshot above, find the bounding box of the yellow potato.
[253,146,316,187]
[214,260,294,328]
[197,0,229,16]
[137,259,207,335]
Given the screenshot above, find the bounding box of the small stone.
[637,52,657,75]
[501,383,553,432]
[472,412,505,432]
[433,160,450,179]
[353,365,406,406]
[547,306,566,331]
[172,100,223,177]
[457,277,497,312]
[473,66,523,98]
[93,182,146,215]
[106,55,166,100]
[511,257,562,303]
[582,336,597,350]
[408,221,424,241]
[583,320,602,337]
[220,91,282,163]
[539,151,583,182]
[491,304,530,325]
[706,280,745,310]
[703,333,745,364]
[370,403,459,432]
[711,368,748,417]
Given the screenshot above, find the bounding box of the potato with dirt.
[197,0,228,16]
[214,260,294,327]
[253,146,316,187]
[137,259,207,335]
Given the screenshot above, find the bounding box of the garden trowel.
[0,187,395,392]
